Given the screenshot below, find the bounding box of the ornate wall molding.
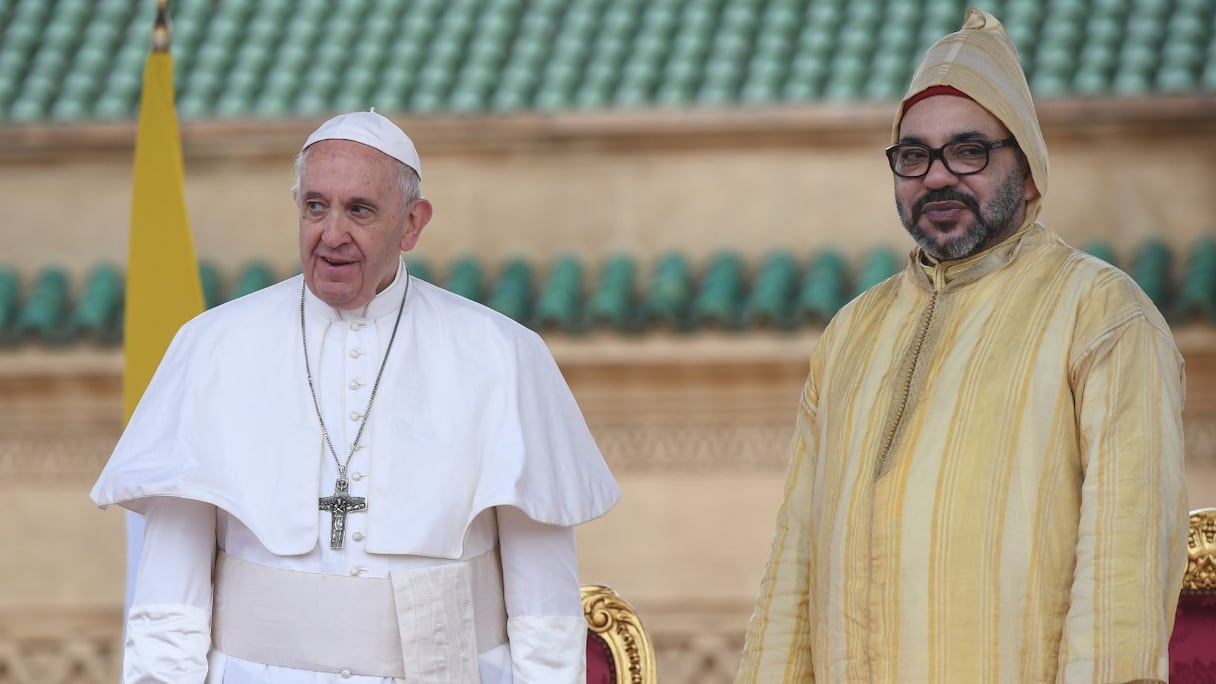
[1,345,1214,481]
[0,611,120,684]
[0,607,747,684]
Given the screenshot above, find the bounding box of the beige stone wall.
[2,99,1216,681]
[4,328,1215,682]
[3,97,1215,281]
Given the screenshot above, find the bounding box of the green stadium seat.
[16,266,72,344]
[805,2,844,32]
[1075,69,1111,95]
[662,55,701,89]
[884,0,922,25]
[0,0,1208,122]
[2,22,40,60]
[798,249,848,323]
[853,247,901,296]
[0,50,28,80]
[1204,65,1216,90]
[231,262,276,300]
[643,253,694,330]
[741,80,781,105]
[587,255,640,331]
[1090,0,1128,18]
[823,56,866,102]
[1080,239,1118,267]
[1124,14,1166,46]
[403,258,433,284]
[744,251,800,329]
[445,256,484,302]
[655,83,695,107]
[1176,0,1212,11]
[13,0,50,21]
[70,46,112,82]
[49,98,88,121]
[1079,42,1118,77]
[1112,70,1153,96]
[487,259,533,323]
[696,85,735,106]
[73,264,123,343]
[176,95,210,119]
[754,32,793,63]
[670,29,710,61]
[692,252,746,329]
[534,85,572,111]
[0,83,16,112]
[449,88,486,113]
[533,256,587,332]
[1085,14,1124,47]
[9,96,47,122]
[1173,236,1216,321]
[0,266,19,344]
[1130,239,1173,310]
[1163,41,1204,73]
[43,21,79,50]
[198,262,223,310]
[1158,67,1198,92]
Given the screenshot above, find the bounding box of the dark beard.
[896,168,1025,261]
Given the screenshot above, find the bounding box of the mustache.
[913,188,981,223]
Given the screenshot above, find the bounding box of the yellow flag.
[122,14,204,423]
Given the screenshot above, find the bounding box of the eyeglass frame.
[884,137,1020,179]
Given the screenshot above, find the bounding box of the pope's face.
[296,140,431,310]
[894,96,1037,261]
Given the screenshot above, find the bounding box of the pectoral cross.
[319,477,366,549]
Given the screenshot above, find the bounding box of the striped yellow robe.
[736,223,1188,683]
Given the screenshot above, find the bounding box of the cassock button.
[349,349,362,358]
[349,411,363,421]
[349,322,364,331]
[353,532,365,542]
[349,380,364,390]
[350,472,366,481]
[340,669,352,678]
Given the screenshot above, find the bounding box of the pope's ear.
[401,199,433,252]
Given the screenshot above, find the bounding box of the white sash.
[211,549,507,681]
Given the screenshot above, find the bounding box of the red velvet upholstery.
[1170,593,1216,683]
[586,630,616,684]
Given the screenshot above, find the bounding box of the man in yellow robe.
[735,9,1187,683]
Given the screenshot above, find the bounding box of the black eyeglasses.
[885,138,1019,178]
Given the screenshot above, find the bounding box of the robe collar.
[910,221,1045,292]
[302,257,409,323]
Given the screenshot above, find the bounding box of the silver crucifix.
[318,477,367,549]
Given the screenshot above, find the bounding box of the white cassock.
[91,259,621,683]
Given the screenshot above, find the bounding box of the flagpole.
[123,0,205,619]
[152,0,170,53]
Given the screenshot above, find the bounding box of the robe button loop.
[349,349,363,358]
[350,472,366,481]
[349,411,363,421]
[349,380,364,390]
[349,322,365,331]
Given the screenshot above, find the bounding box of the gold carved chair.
[1168,507,1216,681]
[582,584,658,683]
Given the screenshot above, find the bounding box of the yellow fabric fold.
[735,225,1187,683]
[124,50,204,422]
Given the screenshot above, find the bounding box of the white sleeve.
[124,497,217,684]
[497,505,587,684]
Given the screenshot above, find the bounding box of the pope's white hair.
[290,146,422,208]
